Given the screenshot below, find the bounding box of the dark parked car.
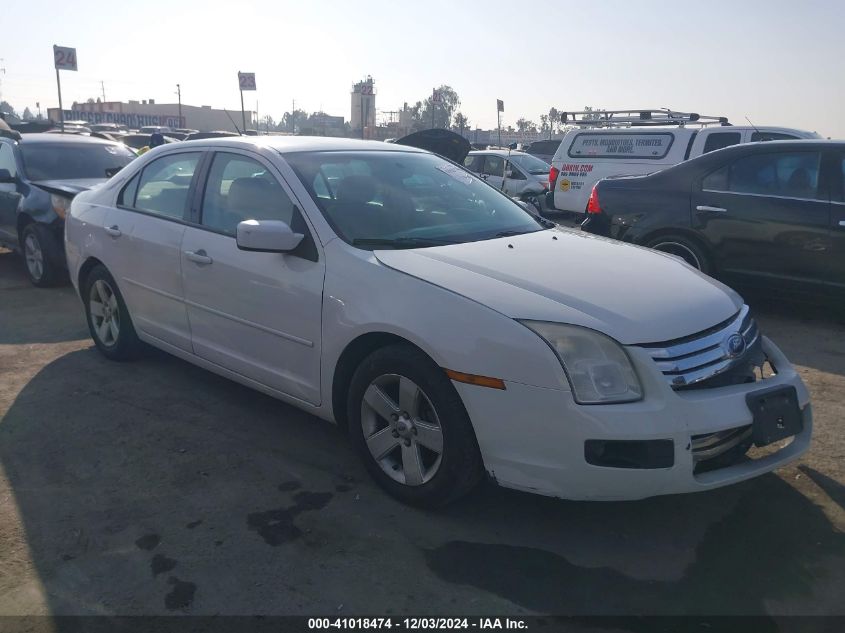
[0,134,135,285]
[581,140,845,298]
[525,139,561,164]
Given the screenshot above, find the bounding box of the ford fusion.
[64,137,812,507]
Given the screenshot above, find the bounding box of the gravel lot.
[0,240,843,619]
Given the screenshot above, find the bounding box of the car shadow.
[1,347,844,619]
[0,250,88,345]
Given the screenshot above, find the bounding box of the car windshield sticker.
[437,164,474,185]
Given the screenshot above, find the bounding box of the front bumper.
[454,336,811,501]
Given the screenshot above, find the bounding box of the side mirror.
[236,219,304,253]
[0,168,16,184]
[504,169,514,179]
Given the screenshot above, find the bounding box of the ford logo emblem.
[724,333,747,359]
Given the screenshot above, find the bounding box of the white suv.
[548,111,820,214]
[65,136,812,507]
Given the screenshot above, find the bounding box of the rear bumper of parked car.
[454,336,811,501]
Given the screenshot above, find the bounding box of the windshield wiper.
[493,230,530,238]
[352,236,457,249]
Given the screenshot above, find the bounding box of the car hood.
[32,178,107,197]
[373,229,742,345]
[394,129,471,164]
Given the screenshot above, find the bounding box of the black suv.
[0,134,135,286]
[581,140,845,298]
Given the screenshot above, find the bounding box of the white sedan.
[65,137,812,507]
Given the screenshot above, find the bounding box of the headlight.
[51,194,72,219]
[520,321,643,404]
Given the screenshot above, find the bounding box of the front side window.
[135,152,201,219]
[702,132,742,154]
[483,155,505,177]
[704,151,822,200]
[463,155,483,173]
[0,143,17,177]
[750,132,799,142]
[201,153,298,235]
[20,142,134,181]
[285,150,544,249]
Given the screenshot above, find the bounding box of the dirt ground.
[0,244,843,620]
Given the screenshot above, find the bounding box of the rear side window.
[118,173,140,206]
[568,132,674,160]
[702,132,742,154]
[135,152,202,219]
[0,142,17,177]
[703,151,823,200]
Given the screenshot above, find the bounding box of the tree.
[548,107,559,136]
[416,85,460,130]
[0,101,18,120]
[516,118,537,134]
[453,112,469,135]
[539,114,550,136]
[281,109,307,134]
[22,107,35,121]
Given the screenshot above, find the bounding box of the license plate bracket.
[746,385,803,447]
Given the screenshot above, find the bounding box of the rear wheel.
[83,265,142,360]
[347,344,484,508]
[21,224,61,287]
[645,233,711,274]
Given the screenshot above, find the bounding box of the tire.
[21,224,61,287]
[82,264,142,361]
[347,344,484,508]
[645,233,712,274]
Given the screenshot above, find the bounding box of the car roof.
[17,133,122,146]
[173,135,427,154]
[468,149,530,156]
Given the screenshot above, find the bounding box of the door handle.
[839,220,845,228]
[104,225,122,237]
[480,174,488,180]
[696,205,727,214]
[184,249,213,265]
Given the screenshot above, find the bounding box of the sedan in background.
[463,150,550,211]
[0,134,135,285]
[65,136,810,507]
[581,140,845,299]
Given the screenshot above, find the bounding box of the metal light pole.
[176,83,182,127]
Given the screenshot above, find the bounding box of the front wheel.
[347,344,484,508]
[21,224,61,287]
[83,264,142,360]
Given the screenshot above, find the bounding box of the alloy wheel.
[89,279,121,347]
[24,233,44,281]
[360,373,444,486]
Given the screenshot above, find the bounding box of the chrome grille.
[640,306,761,389]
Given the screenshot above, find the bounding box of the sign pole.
[431,89,435,129]
[55,68,64,132]
[239,89,246,134]
[497,110,501,147]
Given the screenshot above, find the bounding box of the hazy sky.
[3,0,844,137]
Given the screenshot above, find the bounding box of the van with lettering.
[546,109,820,214]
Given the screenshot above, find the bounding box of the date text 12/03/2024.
[307,618,528,630]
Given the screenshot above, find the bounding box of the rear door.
[180,149,325,405]
[692,149,831,292]
[462,154,484,175]
[102,150,202,351]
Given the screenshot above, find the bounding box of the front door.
[829,151,845,296]
[693,149,831,293]
[0,141,23,242]
[481,155,505,192]
[180,150,324,405]
[102,151,203,351]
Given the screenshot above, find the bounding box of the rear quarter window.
[567,132,674,160]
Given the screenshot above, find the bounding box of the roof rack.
[560,109,730,128]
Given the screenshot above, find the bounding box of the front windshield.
[509,152,551,175]
[285,150,545,249]
[21,142,135,180]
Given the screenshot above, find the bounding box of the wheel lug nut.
[391,430,399,438]
[404,439,411,447]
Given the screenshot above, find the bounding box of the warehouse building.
[47,99,253,132]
